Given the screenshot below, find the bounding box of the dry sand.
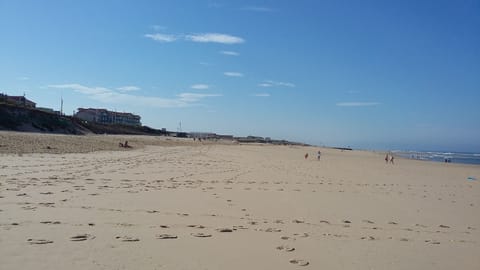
[1,131,479,269]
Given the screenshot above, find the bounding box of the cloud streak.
[336,102,380,107]
[178,93,221,102]
[252,93,270,97]
[144,33,177,43]
[185,33,244,44]
[117,86,140,92]
[224,72,244,77]
[145,32,245,45]
[258,80,295,88]
[190,84,209,90]
[48,84,221,108]
[220,50,239,56]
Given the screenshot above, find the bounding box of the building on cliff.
[0,94,36,108]
[74,108,141,126]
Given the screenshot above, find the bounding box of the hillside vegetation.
[0,104,165,135]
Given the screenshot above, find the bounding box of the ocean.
[392,150,480,165]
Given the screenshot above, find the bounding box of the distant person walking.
[390,155,394,164]
[385,154,389,164]
[305,153,309,159]
[317,150,321,160]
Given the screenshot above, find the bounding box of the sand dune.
[0,132,479,269]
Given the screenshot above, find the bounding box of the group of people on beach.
[305,150,322,160]
[118,140,131,148]
[385,153,394,164]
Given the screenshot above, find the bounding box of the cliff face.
[0,104,85,134]
[0,104,167,136]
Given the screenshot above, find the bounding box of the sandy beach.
[1,132,479,270]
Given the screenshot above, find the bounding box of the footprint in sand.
[191,232,212,238]
[216,228,233,232]
[40,221,61,225]
[38,202,55,207]
[289,259,309,266]
[262,227,281,233]
[156,234,178,239]
[27,239,54,245]
[188,225,205,229]
[294,233,309,238]
[70,234,95,241]
[276,245,295,252]
[425,240,440,245]
[362,219,375,224]
[116,236,140,242]
[360,236,377,240]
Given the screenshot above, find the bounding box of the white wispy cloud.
[220,50,239,56]
[144,33,177,42]
[145,31,245,45]
[241,6,274,12]
[336,102,380,107]
[190,84,209,90]
[252,93,270,97]
[185,33,245,44]
[224,72,244,77]
[49,84,110,95]
[48,84,221,108]
[117,86,140,92]
[178,93,221,102]
[258,80,295,88]
[17,76,30,81]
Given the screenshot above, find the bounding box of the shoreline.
[1,131,478,167]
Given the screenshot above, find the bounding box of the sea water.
[392,151,480,165]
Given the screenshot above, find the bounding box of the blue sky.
[1,0,479,151]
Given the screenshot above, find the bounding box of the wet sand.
[1,132,479,269]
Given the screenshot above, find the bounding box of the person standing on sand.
[390,155,394,164]
[317,150,321,160]
[305,153,309,159]
[385,154,389,164]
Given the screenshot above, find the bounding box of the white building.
[75,108,141,126]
